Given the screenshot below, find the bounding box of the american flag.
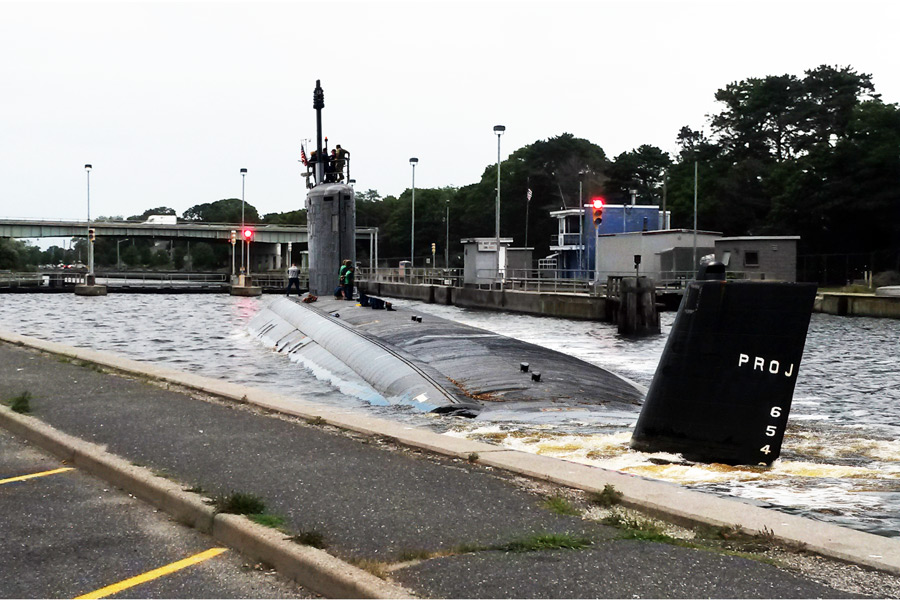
[300,144,308,166]
[526,189,533,201]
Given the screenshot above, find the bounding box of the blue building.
[546,204,669,277]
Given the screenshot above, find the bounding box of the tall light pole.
[409,157,418,266]
[445,197,450,269]
[693,161,698,273]
[84,164,93,278]
[240,168,247,277]
[493,125,505,279]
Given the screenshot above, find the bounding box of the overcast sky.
[2,0,898,226]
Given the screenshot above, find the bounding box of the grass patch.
[351,558,389,579]
[602,511,681,544]
[588,484,623,507]
[6,391,32,414]
[249,513,287,529]
[57,356,72,364]
[213,491,267,515]
[289,530,327,549]
[499,533,592,552]
[543,494,581,516]
[397,548,436,562]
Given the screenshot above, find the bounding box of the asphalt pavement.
[0,427,313,599]
[0,340,869,599]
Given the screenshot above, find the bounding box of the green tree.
[183,199,259,223]
[121,245,141,268]
[190,242,216,270]
[605,145,673,206]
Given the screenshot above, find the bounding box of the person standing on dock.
[286,263,301,296]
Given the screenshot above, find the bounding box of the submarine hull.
[630,280,817,466]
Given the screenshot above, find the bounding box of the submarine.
[255,80,818,466]
[250,80,645,418]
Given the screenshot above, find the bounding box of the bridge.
[0,218,309,243]
[0,218,381,267]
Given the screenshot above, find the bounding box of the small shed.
[461,237,514,285]
[715,236,800,282]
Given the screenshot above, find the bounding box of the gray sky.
[3,0,898,224]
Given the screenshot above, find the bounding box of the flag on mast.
[300,143,309,166]
[526,189,533,202]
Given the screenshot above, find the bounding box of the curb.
[0,405,413,599]
[2,330,900,578]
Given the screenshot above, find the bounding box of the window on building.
[721,251,731,266]
[744,251,759,267]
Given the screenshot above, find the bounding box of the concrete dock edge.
[2,329,899,578]
[0,404,415,599]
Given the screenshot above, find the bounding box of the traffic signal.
[590,197,605,225]
[230,230,237,245]
[242,228,254,242]
[431,242,436,254]
[88,228,96,242]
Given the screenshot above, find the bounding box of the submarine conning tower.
[630,262,818,466]
[306,80,355,297]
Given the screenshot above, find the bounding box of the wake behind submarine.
[262,80,818,466]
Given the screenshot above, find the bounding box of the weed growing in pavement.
[307,416,325,426]
[6,391,32,414]
[57,356,72,364]
[589,484,623,507]
[397,548,436,562]
[184,484,206,495]
[467,452,479,463]
[602,510,682,544]
[289,530,327,549]
[543,494,581,516]
[213,491,267,515]
[351,558,389,579]
[500,533,592,552]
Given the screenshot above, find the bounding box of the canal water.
[1,294,897,537]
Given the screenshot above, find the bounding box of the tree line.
[3,65,897,278]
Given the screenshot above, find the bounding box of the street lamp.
[493,125,505,280]
[409,157,418,266]
[445,197,450,269]
[84,164,93,279]
[240,168,247,277]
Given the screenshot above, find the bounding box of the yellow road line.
[75,547,228,599]
[0,467,74,485]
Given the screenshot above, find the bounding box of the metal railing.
[550,233,584,247]
[358,267,463,287]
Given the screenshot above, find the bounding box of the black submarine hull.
[630,279,818,466]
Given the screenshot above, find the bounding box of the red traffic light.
[590,197,604,225]
[242,228,254,241]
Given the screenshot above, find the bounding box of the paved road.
[0,341,866,598]
[0,428,313,599]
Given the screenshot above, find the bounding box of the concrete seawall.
[360,282,607,320]
[816,293,900,319]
